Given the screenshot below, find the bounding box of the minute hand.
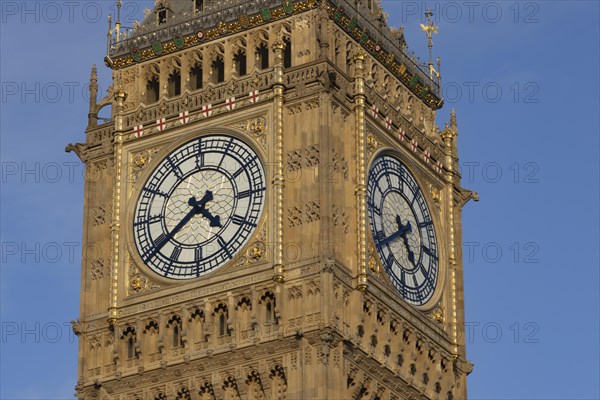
[145,206,197,262]
[400,227,416,265]
[145,191,214,262]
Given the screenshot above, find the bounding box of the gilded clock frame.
[124,126,271,286]
[366,146,447,311]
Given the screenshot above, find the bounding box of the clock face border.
[366,148,446,310]
[125,128,269,284]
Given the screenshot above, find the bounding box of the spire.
[450,108,458,134]
[88,64,98,129]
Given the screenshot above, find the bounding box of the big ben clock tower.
[68,0,477,398]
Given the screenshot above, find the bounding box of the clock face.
[133,135,266,280]
[367,154,439,306]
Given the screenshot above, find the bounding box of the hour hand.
[200,208,222,228]
[189,190,213,208]
[380,219,411,246]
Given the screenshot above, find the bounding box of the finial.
[450,108,457,132]
[115,0,122,42]
[91,64,98,80]
[420,9,439,81]
[90,64,98,91]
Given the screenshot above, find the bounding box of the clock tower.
[68,0,477,398]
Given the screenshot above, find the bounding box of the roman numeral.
[134,215,162,226]
[217,237,233,259]
[170,247,182,262]
[167,156,183,179]
[196,152,205,168]
[153,233,167,248]
[422,246,437,259]
[418,220,433,229]
[143,187,168,197]
[375,230,386,243]
[386,253,395,266]
[237,187,265,199]
[419,264,435,290]
[232,167,244,179]
[231,214,257,227]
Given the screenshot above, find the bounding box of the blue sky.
[1,1,598,399]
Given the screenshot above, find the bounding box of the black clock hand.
[145,191,216,261]
[145,205,198,261]
[189,190,213,209]
[380,215,411,246]
[399,222,416,266]
[199,207,222,228]
[380,224,411,246]
[189,191,222,228]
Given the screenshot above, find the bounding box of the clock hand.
[145,191,216,261]
[199,207,222,228]
[380,224,411,246]
[189,190,213,209]
[189,191,222,228]
[145,205,198,261]
[399,221,416,266]
[380,215,411,246]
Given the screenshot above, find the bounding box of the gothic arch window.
[157,4,168,25]
[198,381,215,399]
[256,42,269,70]
[283,37,292,68]
[246,370,264,399]
[143,320,159,357]
[194,0,204,13]
[167,315,184,349]
[190,62,203,90]
[233,49,247,76]
[213,303,229,336]
[121,326,137,359]
[222,376,238,400]
[252,30,269,70]
[168,69,181,97]
[146,75,159,104]
[269,364,287,399]
[345,41,353,74]
[235,296,252,335]
[212,56,224,83]
[176,387,192,400]
[260,291,276,324]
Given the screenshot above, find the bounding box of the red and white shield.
[423,150,431,164]
[249,90,259,104]
[225,97,236,111]
[370,105,379,119]
[398,128,406,141]
[201,104,213,118]
[156,118,166,131]
[179,111,189,124]
[133,124,144,138]
[385,117,392,130]
[411,138,418,152]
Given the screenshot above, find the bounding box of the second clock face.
[367,154,439,306]
[133,135,266,280]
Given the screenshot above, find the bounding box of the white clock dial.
[133,135,266,280]
[367,154,439,306]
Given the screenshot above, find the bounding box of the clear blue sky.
[1,1,598,399]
